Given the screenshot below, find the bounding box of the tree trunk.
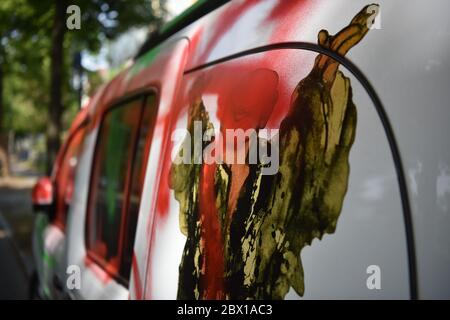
[46,0,67,175]
[0,144,9,177]
[0,53,10,177]
[0,59,3,128]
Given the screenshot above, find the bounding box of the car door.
[66,38,189,299]
[143,43,412,299]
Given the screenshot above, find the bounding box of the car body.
[32,0,450,299]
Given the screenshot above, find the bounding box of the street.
[0,176,36,299]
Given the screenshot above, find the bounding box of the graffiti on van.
[170,5,378,299]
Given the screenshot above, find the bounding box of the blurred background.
[0,0,196,297]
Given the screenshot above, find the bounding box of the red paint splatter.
[84,255,112,284]
[132,253,143,300]
[199,161,224,299]
[192,1,257,67]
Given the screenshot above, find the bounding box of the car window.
[120,95,157,280]
[87,93,157,284]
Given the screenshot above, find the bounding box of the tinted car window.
[120,96,157,280]
[87,94,157,283]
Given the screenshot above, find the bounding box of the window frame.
[85,89,158,287]
[52,118,89,230]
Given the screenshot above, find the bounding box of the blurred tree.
[0,0,165,175]
[48,0,165,173]
[0,0,50,175]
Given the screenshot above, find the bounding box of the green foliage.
[69,0,165,52]
[0,0,163,134]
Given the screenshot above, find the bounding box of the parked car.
[32,0,450,299]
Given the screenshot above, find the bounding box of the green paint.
[35,214,55,299]
[128,0,210,78]
[35,214,47,254]
[128,44,162,78]
[160,0,208,35]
